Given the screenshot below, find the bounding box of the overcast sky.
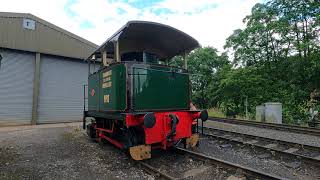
[1,0,262,52]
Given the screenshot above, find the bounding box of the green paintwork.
[88,63,126,112]
[88,62,190,114]
[132,65,190,111]
[99,64,127,111]
[88,72,100,111]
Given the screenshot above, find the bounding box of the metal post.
[88,58,91,75]
[183,51,187,69]
[115,41,120,62]
[31,53,41,125]
[83,84,86,129]
[0,54,2,70]
[83,85,86,112]
[201,119,204,134]
[196,119,199,133]
[102,51,107,66]
[93,58,96,72]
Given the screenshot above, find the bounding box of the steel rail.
[82,129,284,179]
[175,147,287,180]
[82,130,177,180]
[202,127,320,167]
[208,117,320,137]
[203,126,320,151]
[137,161,178,180]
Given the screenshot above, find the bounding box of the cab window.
[121,52,159,64]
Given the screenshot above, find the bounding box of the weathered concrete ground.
[0,123,151,180]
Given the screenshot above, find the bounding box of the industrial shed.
[0,12,99,126]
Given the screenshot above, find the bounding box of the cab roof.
[88,21,200,61]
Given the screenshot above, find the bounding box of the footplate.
[129,145,151,160]
[186,134,199,148]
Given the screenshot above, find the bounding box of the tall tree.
[169,47,230,108]
[225,0,320,66]
[223,0,320,124]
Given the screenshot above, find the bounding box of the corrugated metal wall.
[0,13,97,59]
[0,49,35,126]
[38,55,89,123]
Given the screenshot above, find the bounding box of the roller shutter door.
[0,49,34,126]
[38,55,88,123]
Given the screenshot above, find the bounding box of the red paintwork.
[99,133,124,149]
[91,89,95,96]
[95,124,125,149]
[93,111,201,150]
[96,127,113,134]
[125,114,144,127]
[126,111,200,149]
[192,112,201,119]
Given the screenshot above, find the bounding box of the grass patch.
[0,172,21,180]
[208,108,226,118]
[208,108,251,120]
[0,146,22,179]
[0,146,18,164]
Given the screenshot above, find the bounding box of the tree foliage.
[225,0,320,66]
[169,47,230,108]
[171,0,320,124]
[223,0,320,124]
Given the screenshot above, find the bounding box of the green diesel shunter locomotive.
[83,21,208,160]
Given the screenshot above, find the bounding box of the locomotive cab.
[121,51,159,64]
[84,21,208,160]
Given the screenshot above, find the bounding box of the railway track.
[81,128,304,179]
[201,126,320,167]
[138,161,177,180]
[208,117,320,137]
[138,147,286,180]
[175,147,286,180]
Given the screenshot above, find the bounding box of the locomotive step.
[129,145,151,161]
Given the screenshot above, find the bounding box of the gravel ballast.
[0,123,151,180]
[204,120,320,148]
[1,121,319,180]
[144,150,244,179]
[194,135,320,180]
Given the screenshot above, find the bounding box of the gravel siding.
[196,135,320,179]
[0,123,151,180]
[204,120,320,147]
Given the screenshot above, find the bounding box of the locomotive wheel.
[126,127,145,147]
[86,123,96,139]
[126,127,150,160]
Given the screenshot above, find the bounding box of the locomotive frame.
[83,21,208,160]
